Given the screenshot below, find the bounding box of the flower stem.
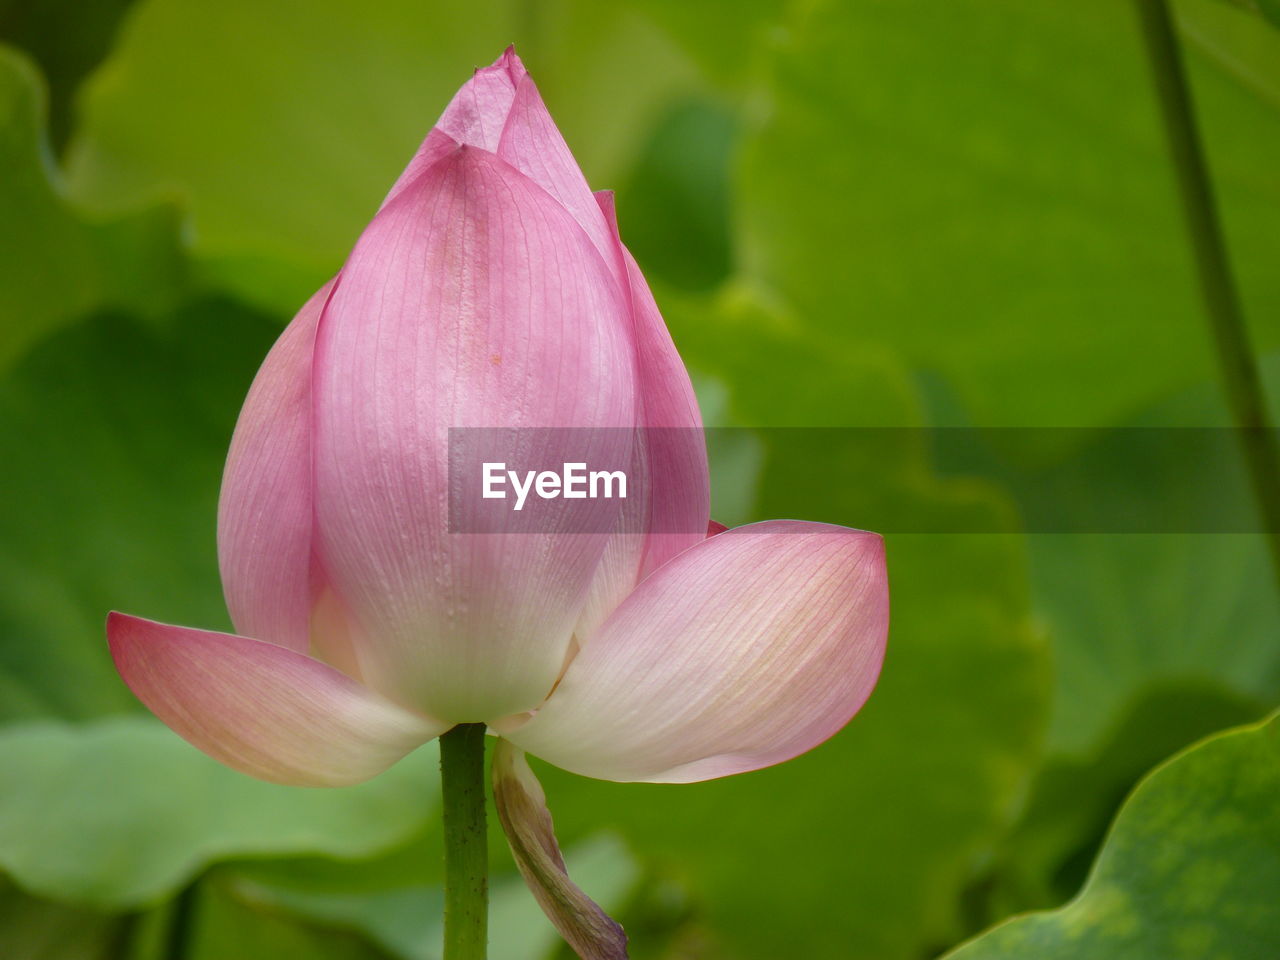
[163,878,199,960]
[1132,0,1280,584]
[104,910,142,960]
[440,723,489,960]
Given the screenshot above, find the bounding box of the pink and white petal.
[510,521,888,783]
[107,613,444,787]
[311,146,636,723]
[217,280,333,654]
[574,194,709,641]
[572,529,645,647]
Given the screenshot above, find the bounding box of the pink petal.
[217,280,333,653]
[619,236,709,579]
[575,193,709,640]
[311,146,636,723]
[508,521,889,783]
[107,613,444,786]
[381,128,460,210]
[492,739,628,959]
[496,71,622,287]
[707,520,728,536]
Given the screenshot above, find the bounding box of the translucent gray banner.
[447,427,1271,534]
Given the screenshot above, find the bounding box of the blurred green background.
[1,0,1279,957]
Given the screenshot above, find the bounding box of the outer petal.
[381,128,459,210]
[617,231,708,579]
[574,192,709,641]
[311,146,636,722]
[217,280,333,653]
[509,521,888,783]
[496,70,623,287]
[107,613,444,786]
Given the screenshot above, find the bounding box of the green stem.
[440,723,489,960]
[1133,0,1280,584]
[103,910,142,960]
[163,879,199,960]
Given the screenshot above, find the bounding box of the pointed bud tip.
[477,44,526,83]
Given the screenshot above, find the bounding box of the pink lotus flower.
[106,51,887,949]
